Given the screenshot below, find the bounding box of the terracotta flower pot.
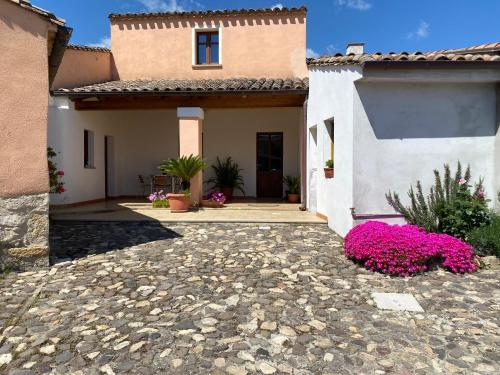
[167,193,190,213]
[324,168,334,179]
[221,187,233,201]
[287,193,300,203]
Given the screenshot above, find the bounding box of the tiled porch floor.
[50,198,325,224]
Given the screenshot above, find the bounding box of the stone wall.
[0,193,49,271]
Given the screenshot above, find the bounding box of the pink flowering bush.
[148,190,169,208]
[344,221,478,276]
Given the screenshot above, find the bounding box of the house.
[49,7,308,205]
[0,0,70,270]
[307,43,500,236]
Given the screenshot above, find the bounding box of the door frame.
[104,136,109,198]
[256,132,284,198]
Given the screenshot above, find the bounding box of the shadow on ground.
[49,221,182,262]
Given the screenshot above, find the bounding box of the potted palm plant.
[283,175,300,203]
[159,154,207,212]
[207,157,245,200]
[324,159,334,178]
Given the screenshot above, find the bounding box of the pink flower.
[343,221,477,277]
[57,170,64,176]
[458,178,466,185]
[478,190,486,198]
[58,187,65,193]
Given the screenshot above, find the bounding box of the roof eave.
[51,88,309,99]
[363,60,500,70]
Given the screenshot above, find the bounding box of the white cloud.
[89,37,111,49]
[271,3,284,10]
[306,48,319,58]
[326,44,339,54]
[336,0,372,11]
[407,21,429,40]
[138,0,184,12]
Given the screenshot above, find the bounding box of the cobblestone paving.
[0,222,499,375]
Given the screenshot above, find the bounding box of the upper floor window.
[196,31,219,65]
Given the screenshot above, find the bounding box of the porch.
[49,78,309,209]
[50,198,325,223]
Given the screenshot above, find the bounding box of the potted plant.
[148,190,169,208]
[201,191,227,208]
[159,154,207,212]
[283,175,300,203]
[324,159,334,178]
[207,157,245,200]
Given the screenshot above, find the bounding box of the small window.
[325,119,334,163]
[196,31,219,65]
[84,129,95,168]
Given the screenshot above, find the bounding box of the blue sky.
[35,0,499,57]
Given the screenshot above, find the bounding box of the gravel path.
[0,222,498,374]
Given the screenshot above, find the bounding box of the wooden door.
[257,132,283,198]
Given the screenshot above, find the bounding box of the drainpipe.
[350,207,404,220]
[299,97,308,211]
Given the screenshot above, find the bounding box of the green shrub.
[283,175,300,194]
[467,215,500,257]
[207,157,245,195]
[386,162,491,239]
[159,154,207,192]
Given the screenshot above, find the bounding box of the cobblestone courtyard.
[0,222,498,374]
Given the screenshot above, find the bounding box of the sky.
[34,0,500,57]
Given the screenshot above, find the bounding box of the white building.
[307,43,500,236]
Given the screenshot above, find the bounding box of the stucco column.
[177,107,204,204]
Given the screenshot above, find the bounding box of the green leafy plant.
[467,214,500,257]
[207,157,245,195]
[48,147,65,194]
[283,175,300,194]
[325,159,334,168]
[386,162,490,238]
[159,154,207,192]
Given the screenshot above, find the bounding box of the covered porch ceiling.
[52,77,309,110]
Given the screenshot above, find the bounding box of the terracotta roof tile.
[307,50,500,67]
[66,44,111,53]
[54,78,309,95]
[109,6,307,20]
[431,42,500,54]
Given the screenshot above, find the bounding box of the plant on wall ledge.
[48,147,65,194]
[324,159,334,178]
[386,162,490,239]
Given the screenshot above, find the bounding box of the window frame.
[192,27,222,67]
[325,118,334,164]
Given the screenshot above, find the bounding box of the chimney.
[346,43,365,55]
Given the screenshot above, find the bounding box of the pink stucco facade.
[0,0,55,197]
[110,10,308,80]
[52,47,114,90]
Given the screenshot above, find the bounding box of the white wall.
[48,98,178,204]
[307,66,363,236]
[307,66,499,237]
[353,81,498,216]
[48,100,301,204]
[203,107,301,197]
[495,83,500,210]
